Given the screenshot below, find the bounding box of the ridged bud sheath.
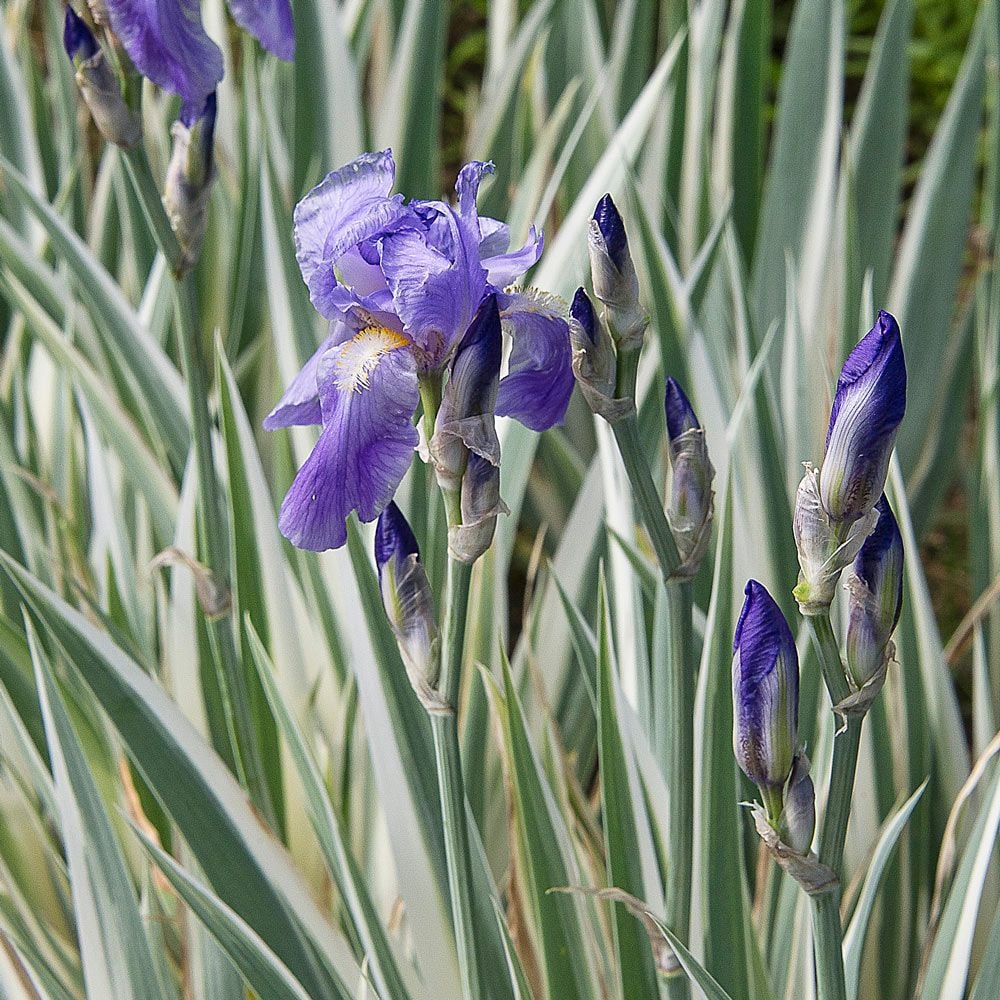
[587,194,646,351]
[375,502,442,710]
[164,92,218,273]
[820,311,906,523]
[568,287,631,422]
[733,581,799,807]
[846,495,904,688]
[664,377,714,575]
[430,295,507,562]
[780,753,816,854]
[63,6,140,148]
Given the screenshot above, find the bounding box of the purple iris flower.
[268,150,574,551]
[732,581,799,790]
[820,310,906,522]
[104,0,293,118]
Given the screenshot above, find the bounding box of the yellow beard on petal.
[333,326,410,394]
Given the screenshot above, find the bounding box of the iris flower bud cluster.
[793,312,906,618]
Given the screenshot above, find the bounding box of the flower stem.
[611,412,691,997]
[433,554,482,1000]
[656,579,694,1000]
[123,145,274,824]
[807,613,860,1000]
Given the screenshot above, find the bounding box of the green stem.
[807,613,860,1000]
[657,580,693,1000]
[123,145,274,823]
[611,410,691,997]
[611,415,681,577]
[433,555,481,1000]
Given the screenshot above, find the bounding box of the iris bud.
[588,194,646,351]
[375,502,443,711]
[430,295,507,561]
[664,377,714,575]
[164,92,218,273]
[793,464,876,615]
[733,581,799,794]
[63,6,140,149]
[779,753,816,854]
[820,311,906,523]
[568,287,631,422]
[846,495,904,688]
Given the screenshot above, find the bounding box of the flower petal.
[225,0,294,60]
[105,0,223,113]
[482,226,543,287]
[278,330,418,550]
[380,218,487,364]
[495,291,574,431]
[293,151,407,319]
[263,324,351,430]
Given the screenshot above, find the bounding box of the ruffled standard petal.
[293,151,407,319]
[278,328,419,551]
[380,219,487,364]
[226,0,294,60]
[105,0,223,113]
[482,226,543,287]
[495,290,574,431]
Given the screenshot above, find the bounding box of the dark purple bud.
[375,502,440,704]
[64,5,140,148]
[64,6,99,63]
[448,293,502,420]
[593,194,628,272]
[587,195,644,349]
[374,500,420,582]
[570,287,598,345]
[164,91,218,270]
[732,581,799,789]
[846,495,904,686]
[821,311,906,522]
[664,377,700,444]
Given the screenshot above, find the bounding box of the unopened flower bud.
[164,92,218,273]
[733,581,799,793]
[430,295,506,561]
[568,287,631,422]
[779,753,816,854]
[588,194,646,350]
[664,377,714,575]
[375,502,443,711]
[448,452,508,563]
[846,495,903,688]
[64,5,140,149]
[793,465,876,616]
[821,311,906,523]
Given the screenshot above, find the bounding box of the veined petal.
[495,290,574,431]
[225,0,294,60]
[105,0,223,113]
[293,151,407,319]
[263,325,348,430]
[278,328,418,551]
